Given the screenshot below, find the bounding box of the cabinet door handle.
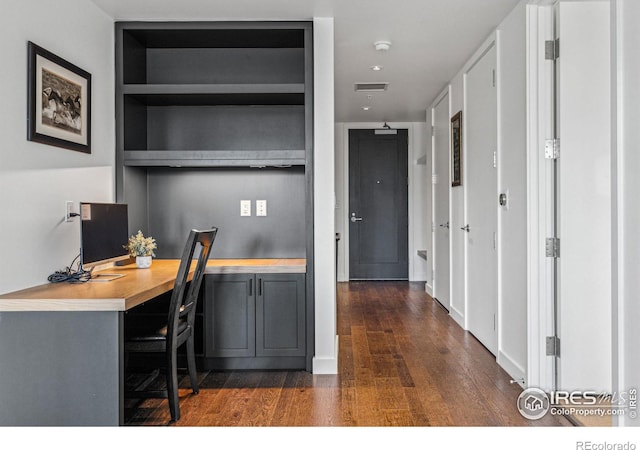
[249,278,253,296]
[258,278,263,296]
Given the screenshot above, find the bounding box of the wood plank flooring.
[124,281,572,427]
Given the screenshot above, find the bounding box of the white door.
[432,93,450,310]
[557,1,611,393]
[465,45,498,355]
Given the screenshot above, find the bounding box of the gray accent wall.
[147,167,306,258]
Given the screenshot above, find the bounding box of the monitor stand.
[89,273,125,282]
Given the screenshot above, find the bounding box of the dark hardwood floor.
[124,281,572,427]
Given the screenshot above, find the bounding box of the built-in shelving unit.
[115,21,315,371]
[116,23,312,168]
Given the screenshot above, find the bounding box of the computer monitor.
[79,202,129,278]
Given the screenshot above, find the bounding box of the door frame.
[526,2,556,393]
[338,123,423,283]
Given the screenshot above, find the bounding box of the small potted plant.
[125,230,157,269]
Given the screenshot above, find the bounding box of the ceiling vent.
[354,82,389,92]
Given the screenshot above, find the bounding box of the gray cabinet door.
[204,274,255,358]
[256,273,305,357]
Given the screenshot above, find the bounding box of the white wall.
[0,0,115,293]
[334,122,429,283]
[615,0,640,426]
[557,1,611,393]
[312,17,338,374]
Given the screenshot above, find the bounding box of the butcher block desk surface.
[0,258,306,312]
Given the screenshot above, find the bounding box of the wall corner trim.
[312,336,339,374]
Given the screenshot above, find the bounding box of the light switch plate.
[256,200,267,217]
[240,200,251,216]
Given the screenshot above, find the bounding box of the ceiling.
[90,0,521,123]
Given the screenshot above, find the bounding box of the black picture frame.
[27,41,91,153]
[451,111,462,187]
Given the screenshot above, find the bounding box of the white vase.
[136,255,152,269]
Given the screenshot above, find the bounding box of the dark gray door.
[349,129,408,280]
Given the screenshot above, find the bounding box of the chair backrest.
[167,228,218,343]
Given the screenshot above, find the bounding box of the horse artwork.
[28,42,91,153]
[41,74,82,134]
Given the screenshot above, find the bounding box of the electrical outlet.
[256,200,267,217]
[65,201,74,222]
[240,200,251,217]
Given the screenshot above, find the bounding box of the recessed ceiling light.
[370,65,383,71]
[374,41,391,51]
[362,106,371,111]
[373,41,391,52]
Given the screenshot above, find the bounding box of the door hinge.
[492,69,496,87]
[545,237,560,258]
[431,125,435,137]
[546,336,560,356]
[545,39,559,61]
[493,151,497,168]
[544,139,560,159]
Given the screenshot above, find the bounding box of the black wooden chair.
[125,228,218,422]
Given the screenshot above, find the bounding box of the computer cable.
[47,253,92,283]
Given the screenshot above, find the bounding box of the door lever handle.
[350,213,363,223]
[460,224,470,232]
[439,221,449,229]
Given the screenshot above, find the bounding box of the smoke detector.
[374,41,391,51]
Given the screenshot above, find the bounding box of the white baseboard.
[312,335,339,374]
[425,282,433,296]
[450,306,465,329]
[498,350,526,387]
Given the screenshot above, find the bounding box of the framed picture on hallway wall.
[451,111,462,187]
[27,41,91,153]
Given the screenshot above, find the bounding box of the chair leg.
[186,335,199,394]
[166,348,180,422]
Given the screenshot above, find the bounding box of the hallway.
[125,282,571,426]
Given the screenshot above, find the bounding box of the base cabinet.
[204,273,305,369]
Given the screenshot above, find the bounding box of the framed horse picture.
[451,111,462,187]
[27,41,91,153]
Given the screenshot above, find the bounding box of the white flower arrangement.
[125,230,157,257]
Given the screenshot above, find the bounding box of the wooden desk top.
[0,258,306,312]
